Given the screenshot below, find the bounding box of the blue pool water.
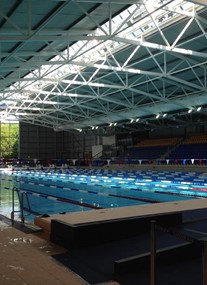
[1,168,207,221]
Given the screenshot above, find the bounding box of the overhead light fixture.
[163,113,167,117]
[156,114,160,119]
[188,109,193,113]
[109,122,117,127]
[197,106,202,111]
[130,119,134,123]
[136,118,139,122]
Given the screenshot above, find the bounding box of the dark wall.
[19,123,96,160]
[19,122,207,160]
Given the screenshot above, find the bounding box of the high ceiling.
[0,0,207,135]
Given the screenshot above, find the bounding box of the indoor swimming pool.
[1,168,207,222]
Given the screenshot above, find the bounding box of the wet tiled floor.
[0,220,119,285]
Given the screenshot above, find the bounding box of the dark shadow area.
[52,228,203,284]
[118,257,202,285]
[52,210,207,285]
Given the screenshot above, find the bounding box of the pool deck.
[34,198,207,234]
[0,218,119,285]
[2,199,207,285]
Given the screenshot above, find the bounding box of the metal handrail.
[11,187,32,224]
[11,187,19,223]
[150,220,206,285]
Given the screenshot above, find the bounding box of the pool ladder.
[11,187,32,224]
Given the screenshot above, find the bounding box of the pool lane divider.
[154,190,202,198]
[20,173,202,200]
[19,179,160,204]
[109,193,160,203]
[10,170,207,189]
[3,174,204,204]
[6,170,206,204]
[17,188,104,210]
[8,169,207,186]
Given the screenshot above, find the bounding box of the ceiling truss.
[0,0,206,135]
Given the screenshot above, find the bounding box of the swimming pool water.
[0,168,206,221]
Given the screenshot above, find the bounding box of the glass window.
[0,123,19,158]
